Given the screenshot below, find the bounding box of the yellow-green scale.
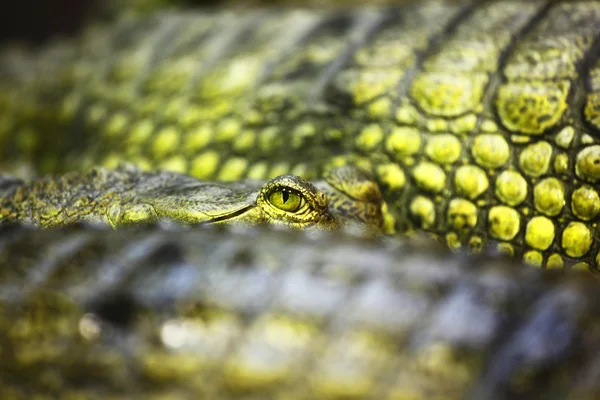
[339,1,600,271]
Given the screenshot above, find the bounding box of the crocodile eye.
[268,187,303,212]
[258,174,328,227]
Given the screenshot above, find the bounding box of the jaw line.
[200,203,256,224]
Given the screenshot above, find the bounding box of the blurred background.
[0,0,100,44]
[0,1,215,44]
[0,0,401,44]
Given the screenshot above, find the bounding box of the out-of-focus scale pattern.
[2,224,600,399]
[3,1,600,269]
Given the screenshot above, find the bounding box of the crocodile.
[1,223,600,399]
[2,0,600,270]
[0,164,385,231]
[3,1,600,398]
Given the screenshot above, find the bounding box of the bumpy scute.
[412,162,446,193]
[454,165,488,200]
[525,216,555,251]
[385,127,421,160]
[576,145,600,183]
[447,198,477,232]
[533,178,565,217]
[425,134,462,164]
[571,186,600,221]
[495,170,527,206]
[519,141,552,177]
[471,134,510,169]
[488,206,520,241]
[584,93,600,131]
[409,195,435,229]
[496,81,569,135]
[410,73,487,118]
[561,222,592,258]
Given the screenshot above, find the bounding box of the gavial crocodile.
[0,164,385,231]
[2,0,600,398]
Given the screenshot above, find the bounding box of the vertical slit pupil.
[282,188,290,203]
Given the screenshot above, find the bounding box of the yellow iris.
[268,187,303,212]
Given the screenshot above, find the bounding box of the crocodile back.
[1,224,600,399]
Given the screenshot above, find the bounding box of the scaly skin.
[3,2,600,397]
[0,164,384,231]
[1,223,600,399]
[2,1,600,269]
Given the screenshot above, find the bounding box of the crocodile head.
[105,165,384,233]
